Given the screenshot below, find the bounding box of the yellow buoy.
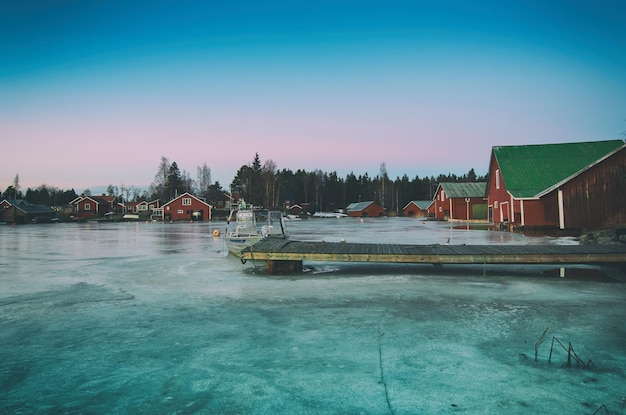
[213,229,220,237]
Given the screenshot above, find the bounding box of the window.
[495,169,500,189]
[182,198,192,206]
[440,191,445,201]
[84,203,91,211]
[494,201,499,209]
[177,209,184,214]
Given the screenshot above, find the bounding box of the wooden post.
[266,260,303,274]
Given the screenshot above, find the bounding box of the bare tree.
[196,163,212,199]
[314,169,324,211]
[379,162,388,209]
[262,159,278,207]
[181,169,194,194]
[151,156,170,200]
[12,174,20,199]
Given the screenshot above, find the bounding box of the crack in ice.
[378,309,395,415]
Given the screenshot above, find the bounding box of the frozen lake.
[1,218,625,414]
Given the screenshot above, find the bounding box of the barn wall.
[558,147,626,230]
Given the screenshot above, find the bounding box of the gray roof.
[2,199,53,214]
[346,201,375,212]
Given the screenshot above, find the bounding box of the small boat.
[224,203,287,255]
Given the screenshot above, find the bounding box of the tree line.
[3,154,485,213]
[229,153,485,213]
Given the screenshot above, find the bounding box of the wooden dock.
[240,240,626,274]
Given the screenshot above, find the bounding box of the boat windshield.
[235,211,257,234]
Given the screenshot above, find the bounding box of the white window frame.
[182,198,192,206]
[84,203,91,211]
[495,169,500,189]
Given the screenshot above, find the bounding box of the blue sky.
[1,1,625,192]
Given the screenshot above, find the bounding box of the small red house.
[121,199,160,215]
[286,203,310,216]
[486,140,625,230]
[346,201,385,217]
[159,192,212,222]
[432,182,487,221]
[69,194,118,218]
[402,200,433,218]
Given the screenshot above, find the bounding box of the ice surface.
[0,219,625,414]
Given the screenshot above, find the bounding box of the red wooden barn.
[486,140,626,231]
[69,194,118,218]
[346,201,385,217]
[121,199,160,215]
[402,200,433,218]
[432,182,487,221]
[160,192,212,222]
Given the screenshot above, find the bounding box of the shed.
[402,200,433,218]
[0,199,55,224]
[69,194,118,218]
[432,182,487,221]
[160,192,212,222]
[121,199,160,215]
[486,139,625,230]
[346,201,385,217]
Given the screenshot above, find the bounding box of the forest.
[228,154,485,213]
[3,154,485,214]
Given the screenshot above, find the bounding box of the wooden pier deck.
[240,240,626,274]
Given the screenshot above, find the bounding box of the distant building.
[486,139,626,230]
[0,199,55,224]
[402,200,433,218]
[432,182,487,221]
[346,201,385,217]
[120,199,160,215]
[69,194,118,219]
[287,203,309,217]
[157,192,212,222]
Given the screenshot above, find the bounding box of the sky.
[1,0,625,193]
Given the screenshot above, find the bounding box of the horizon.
[2,1,625,191]
[3,162,487,197]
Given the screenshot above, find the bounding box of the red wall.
[162,194,211,221]
[403,204,428,217]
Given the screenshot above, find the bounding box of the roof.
[162,192,211,208]
[403,200,433,210]
[70,195,115,205]
[346,201,376,212]
[492,140,625,198]
[1,199,53,214]
[438,182,486,198]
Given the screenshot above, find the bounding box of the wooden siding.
[348,203,385,217]
[162,193,211,221]
[434,190,487,220]
[487,155,511,223]
[403,203,428,217]
[554,146,626,230]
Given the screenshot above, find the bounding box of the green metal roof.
[439,182,486,198]
[409,200,433,210]
[493,140,625,198]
